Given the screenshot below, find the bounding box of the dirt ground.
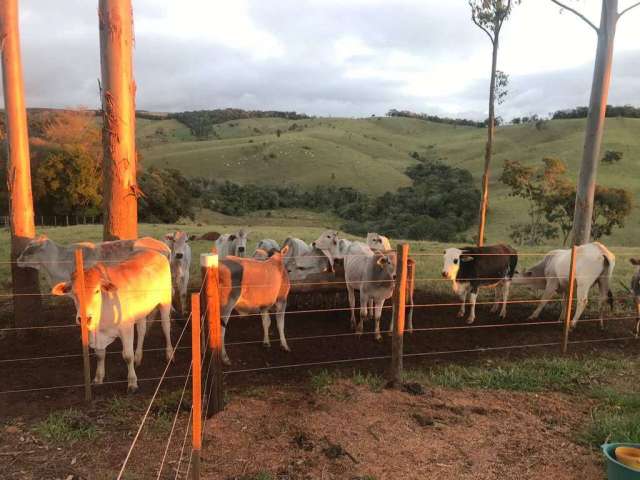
[203,381,602,480]
[1,289,638,478]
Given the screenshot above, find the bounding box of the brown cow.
[219,246,290,365]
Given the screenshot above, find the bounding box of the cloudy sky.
[4,0,640,120]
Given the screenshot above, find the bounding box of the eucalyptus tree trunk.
[572,0,618,245]
[0,0,42,327]
[99,0,138,241]
[477,36,499,247]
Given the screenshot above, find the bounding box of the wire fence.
[2,244,640,480]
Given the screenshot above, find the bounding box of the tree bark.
[572,0,617,245]
[99,0,138,241]
[0,0,42,327]
[477,36,499,247]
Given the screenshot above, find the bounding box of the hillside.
[137,116,640,245]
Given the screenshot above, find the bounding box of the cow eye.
[453,259,458,265]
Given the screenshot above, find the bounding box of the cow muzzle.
[441,271,448,279]
[175,253,184,260]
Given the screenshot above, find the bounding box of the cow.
[51,250,173,392]
[442,244,518,325]
[367,232,392,252]
[164,231,195,315]
[218,246,291,365]
[281,237,312,269]
[313,230,415,333]
[215,229,248,258]
[630,259,640,338]
[17,235,170,285]
[512,242,614,330]
[252,239,280,260]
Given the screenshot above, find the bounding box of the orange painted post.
[562,245,578,354]
[190,292,202,480]
[389,243,409,388]
[74,249,92,402]
[201,253,223,417]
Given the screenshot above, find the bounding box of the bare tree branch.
[619,1,640,18]
[471,15,495,43]
[550,0,599,33]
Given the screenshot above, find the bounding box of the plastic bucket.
[602,443,640,479]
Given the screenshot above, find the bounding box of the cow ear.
[630,258,640,266]
[228,234,237,241]
[376,254,387,266]
[51,282,72,296]
[164,233,174,241]
[280,245,290,256]
[460,255,473,262]
[101,281,117,293]
[189,235,197,241]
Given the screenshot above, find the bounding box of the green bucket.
[602,443,640,479]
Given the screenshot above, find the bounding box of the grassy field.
[138,115,640,246]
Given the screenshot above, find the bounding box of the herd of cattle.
[14,231,640,392]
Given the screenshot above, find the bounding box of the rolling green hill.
[137,116,640,246]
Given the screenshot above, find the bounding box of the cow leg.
[499,280,511,319]
[276,300,290,352]
[122,325,138,393]
[94,348,106,385]
[374,300,384,342]
[557,292,567,322]
[528,280,558,320]
[457,285,468,318]
[134,317,147,366]
[347,285,357,331]
[466,288,478,325]
[261,310,272,348]
[367,297,374,320]
[159,303,174,362]
[490,284,501,313]
[357,292,367,335]
[569,284,590,330]
[221,305,234,366]
[635,299,640,339]
[597,277,610,331]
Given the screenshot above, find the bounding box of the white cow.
[164,231,194,315]
[215,229,248,258]
[17,235,170,285]
[367,232,392,251]
[512,242,615,330]
[252,239,280,260]
[51,250,173,392]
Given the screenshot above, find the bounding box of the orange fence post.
[190,292,202,480]
[74,249,92,402]
[389,243,409,388]
[562,245,578,354]
[200,253,223,418]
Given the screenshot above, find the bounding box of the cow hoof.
[527,315,538,321]
[127,384,138,394]
[222,358,231,366]
[499,312,507,320]
[262,342,271,349]
[375,335,383,342]
[456,311,465,318]
[465,317,475,325]
[281,345,291,353]
[490,306,499,314]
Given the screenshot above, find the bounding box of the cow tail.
[597,244,616,311]
[607,289,614,310]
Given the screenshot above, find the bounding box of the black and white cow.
[442,244,518,324]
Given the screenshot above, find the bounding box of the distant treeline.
[190,153,480,241]
[551,105,640,120]
[169,108,311,139]
[386,109,485,128]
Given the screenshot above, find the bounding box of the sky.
[3,0,640,120]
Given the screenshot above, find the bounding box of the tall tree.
[99,0,139,240]
[0,0,42,327]
[470,0,519,246]
[550,0,640,244]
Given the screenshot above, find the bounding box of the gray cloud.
[1,0,638,120]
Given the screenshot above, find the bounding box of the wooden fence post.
[562,245,578,354]
[66,215,69,226]
[74,249,92,401]
[200,252,224,417]
[190,292,202,480]
[389,243,409,388]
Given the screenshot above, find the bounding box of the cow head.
[631,258,640,267]
[442,248,472,280]
[286,247,330,281]
[16,235,52,269]
[511,259,548,290]
[367,232,391,252]
[51,266,117,342]
[164,231,192,262]
[311,230,340,267]
[228,229,248,256]
[373,251,397,281]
